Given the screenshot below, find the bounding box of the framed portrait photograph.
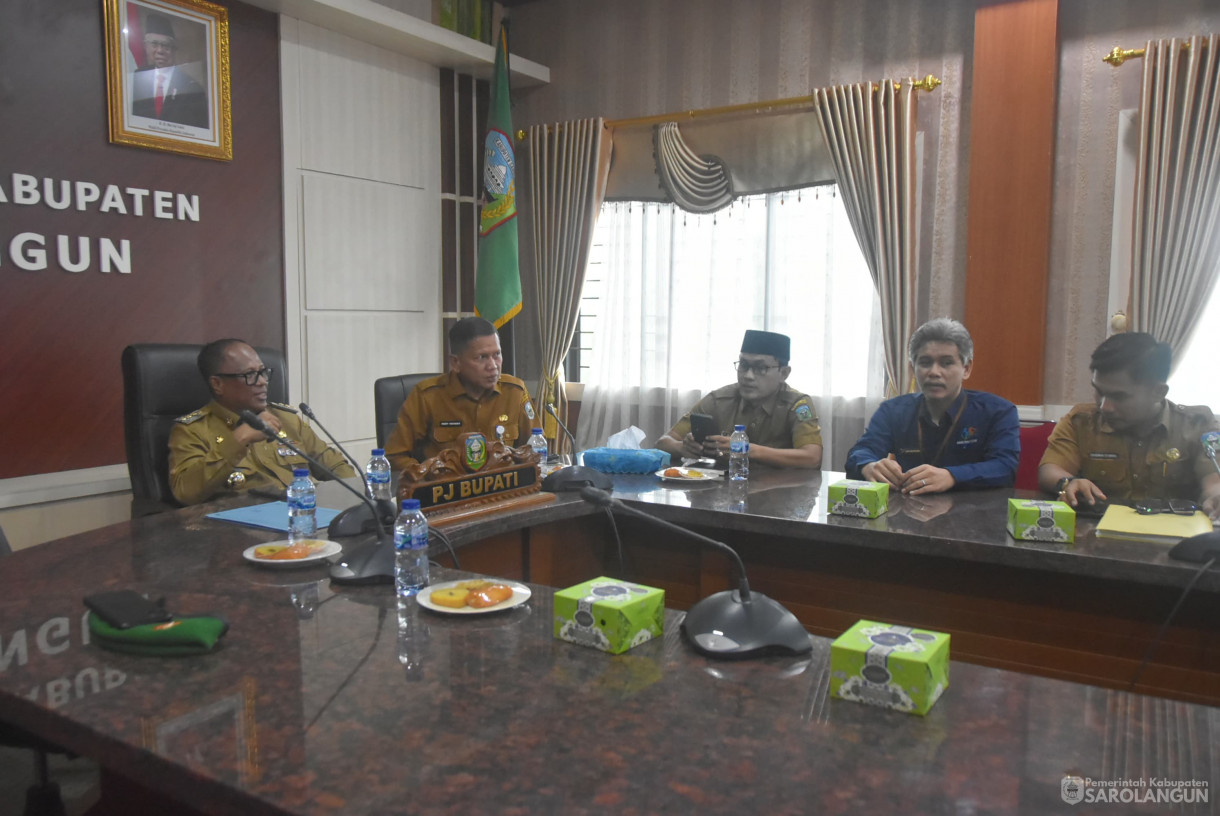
[103,0,232,161]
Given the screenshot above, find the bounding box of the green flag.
[475,21,521,329]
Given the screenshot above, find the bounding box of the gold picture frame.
[103,0,232,161]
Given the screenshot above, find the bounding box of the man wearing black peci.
[656,330,823,468]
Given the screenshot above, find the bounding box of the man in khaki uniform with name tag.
[385,317,538,472]
[1039,331,1220,519]
[168,339,354,505]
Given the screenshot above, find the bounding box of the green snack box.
[830,619,950,716]
[553,577,664,654]
[1007,498,1076,543]
[828,479,889,518]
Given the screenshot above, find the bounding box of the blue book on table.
[206,502,342,533]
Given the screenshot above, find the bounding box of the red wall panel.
[0,0,283,478]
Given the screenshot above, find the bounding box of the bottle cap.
[293,467,310,477]
[533,428,543,434]
[734,424,746,431]
[402,499,421,510]
[372,448,385,456]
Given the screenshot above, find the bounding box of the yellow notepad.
[1094,505,1213,543]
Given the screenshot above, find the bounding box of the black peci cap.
[740,330,790,362]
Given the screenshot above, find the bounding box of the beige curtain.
[525,118,613,452]
[813,80,918,395]
[1128,35,1220,368]
[652,122,734,213]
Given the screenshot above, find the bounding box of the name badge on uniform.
[278,440,295,457]
[1088,452,1119,460]
[440,420,463,428]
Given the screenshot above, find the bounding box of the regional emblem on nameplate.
[464,432,488,471]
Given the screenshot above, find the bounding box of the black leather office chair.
[373,373,440,449]
[121,343,288,517]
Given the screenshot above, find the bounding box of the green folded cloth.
[88,612,229,656]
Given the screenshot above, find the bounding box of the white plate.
[654,467,724,482]
[417,579,532,615]
[242,539,342,567]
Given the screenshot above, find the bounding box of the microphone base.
[329,539,396,585]
[681,590,812,659]
[327,499,398,538]
[1169,532,1220,563]
[542,466,613,493]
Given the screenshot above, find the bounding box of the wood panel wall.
[963,0,1059,404]
[0,0,283,479]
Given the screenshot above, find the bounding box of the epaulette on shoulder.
[175,410,205,425]
[269,401,298,414]
[499,374,526,390]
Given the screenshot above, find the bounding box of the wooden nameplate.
[397,432,543,518]
[427,491,557,527]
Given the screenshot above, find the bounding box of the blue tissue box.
[582,448,670,474]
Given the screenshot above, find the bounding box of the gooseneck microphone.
[298,402,397,536]
[239,411,394,585]
[539,402,614,492]
[298,402,366,491]
[577,486,812,659]
[546,402,578,458]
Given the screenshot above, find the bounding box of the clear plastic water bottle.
[394,499,430,598]
[365,448,393,502]
[528,427,548,460]
[729,424,749,481]
[287,468,317,544]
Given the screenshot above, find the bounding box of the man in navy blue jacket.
[845,318,1019,494]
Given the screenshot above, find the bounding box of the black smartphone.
[1134,498,1165,515]
[1168,499,1199,516]
[84,590,172,630]
[690,413,717,443]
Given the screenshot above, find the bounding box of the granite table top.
[0,498,1217,815]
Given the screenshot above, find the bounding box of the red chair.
[1016,421,1056,491]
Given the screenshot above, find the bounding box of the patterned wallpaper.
[508,0,1220,404]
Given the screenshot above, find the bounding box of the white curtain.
[576,189,885,468]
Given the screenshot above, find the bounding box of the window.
[574,186,884,464]
[1167,284,1220,411]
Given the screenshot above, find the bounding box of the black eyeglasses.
[734,361,778,376]
[214,367,273,386]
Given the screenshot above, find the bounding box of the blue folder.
[206,501,342,533]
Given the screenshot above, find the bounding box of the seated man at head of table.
[655,330,823,468]
[844,317,1019,494]
[1038,331,1220,518]
[168,339,355,505]
[384,317,538,472]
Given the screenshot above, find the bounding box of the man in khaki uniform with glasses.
[656,330,823,468]
[168,339,354,505]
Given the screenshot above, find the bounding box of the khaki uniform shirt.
[384,372,537,471]
[168,401,355,506]
[668,383,822,451]
[1040,400,1220,502]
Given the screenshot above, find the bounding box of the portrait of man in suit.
[129,12,209,129]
